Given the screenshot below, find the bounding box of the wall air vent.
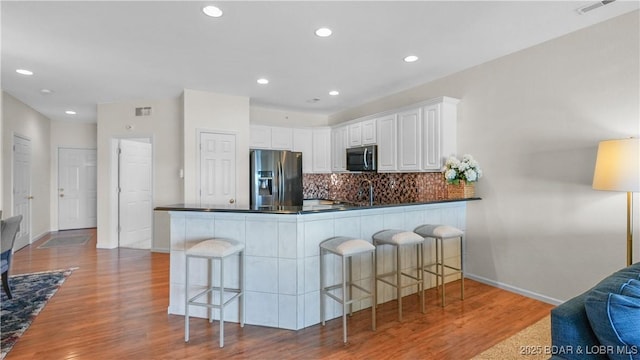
[576,0,616,15]
[135,107,152,116]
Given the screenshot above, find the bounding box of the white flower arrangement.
[443,154,483,184]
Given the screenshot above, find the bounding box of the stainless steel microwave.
[346,145,378,172]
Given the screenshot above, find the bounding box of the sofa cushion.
[620,279,640,298]
[585,283,640,360]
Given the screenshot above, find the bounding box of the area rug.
[0,268,76,360]
[38,235,90,248]
[471,315,551,360]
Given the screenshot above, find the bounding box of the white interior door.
[12,135,31,250]
[58,148,97,230]
[118,139,153,249]
[200,132,236,207]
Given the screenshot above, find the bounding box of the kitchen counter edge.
[155,198,481,215]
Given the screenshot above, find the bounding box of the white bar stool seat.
[414,224,464,307]
[185,238,245,347]
[320,236,376,343]
[373,229,425,321]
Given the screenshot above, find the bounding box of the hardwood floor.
[7,228,553,359]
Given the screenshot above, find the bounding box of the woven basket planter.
[447,180,475,199]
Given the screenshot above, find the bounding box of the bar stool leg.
[439,238,445,307]
[320,248,325,326]
[220,257,225,348]
[208,258,214,323]
[185,255,190,343]
[371,251,376,331]
[342,255,348,343]
[240,250,245,327]
[460,235,464,301]
[417,243,424,314]
[396,244,402,322]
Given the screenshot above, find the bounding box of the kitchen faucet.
[359,179,374,206]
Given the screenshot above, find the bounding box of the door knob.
[229,198,235,204]
[60,194,65,198]
[27,196,34,200]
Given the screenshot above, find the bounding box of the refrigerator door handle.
[278,161,284,204]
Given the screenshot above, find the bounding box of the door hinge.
[117,225,121,233]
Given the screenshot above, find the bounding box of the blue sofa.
[550,262,640,360]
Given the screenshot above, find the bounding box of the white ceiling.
[2,1,638,123]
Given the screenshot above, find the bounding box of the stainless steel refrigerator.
[250,149,303,208]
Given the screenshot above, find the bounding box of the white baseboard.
[465,273,564,306]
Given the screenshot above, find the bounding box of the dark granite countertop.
[155,198,481,215]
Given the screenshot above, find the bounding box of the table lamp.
[592,137,640,266]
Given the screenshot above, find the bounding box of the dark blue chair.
[1,215,22,299]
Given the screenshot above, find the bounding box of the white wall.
[250,105,329,127]
[49,120,97,230]
[96,97,183,250]
[2,92,52,241]
[330,11,640,303]
[183,89,250,206]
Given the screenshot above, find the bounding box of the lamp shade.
[592,138,640,192]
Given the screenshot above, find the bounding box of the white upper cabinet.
[347,119,376,148]
[270,127,293,150]
[422,97,459,171]
[250,125,272,149]
[376,114,397,172]
[250,126,293,150]
[397,107,422,171]
[361,119,377,145]
[348,122,362,147]
[372,96,459,173]
[293,128,313,173]
[331,125,348,172]
[312,128,332,173]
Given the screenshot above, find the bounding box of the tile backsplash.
[303,172,447,204]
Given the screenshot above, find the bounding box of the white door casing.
[118,139,153,249]
[199,132,236,207]
[12,135,31,250]
[58,148,97,230]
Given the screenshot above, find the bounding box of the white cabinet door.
[312,128,332,173]
[293,128,313,173]
[397,107,422,171]
[376,114,397,172]
[421,97,459,171]
[271,127,293,150]
[348,122,362,147]
[361,119,377,145]
[331,125,348,172]
[250,125,271,149]
[422,103,442,170]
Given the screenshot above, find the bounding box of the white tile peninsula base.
[166,202,466,330]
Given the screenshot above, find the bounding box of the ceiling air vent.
[576,0,616,14]
[135,107,152,116]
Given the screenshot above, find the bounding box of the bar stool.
[414,224,464,307]
[185,238,245,347]
[320,236,376,343]
[372,229,424,321]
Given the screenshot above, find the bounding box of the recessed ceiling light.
[202,5,223,18]
[315,27,332,37]
[40,89,53,95]
[404,55,419,63]
[65,110,77,115]
[16,69,34,76]
[257,78,269,85]
[329,90,340,96]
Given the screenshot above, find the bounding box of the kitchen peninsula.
[157,198,478,330]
